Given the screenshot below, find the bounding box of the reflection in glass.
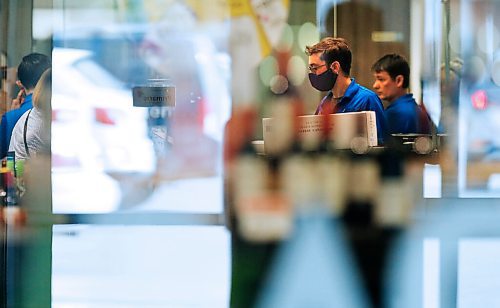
[50,2,231,213]
[458,0,500,197]
[52,225,230,306]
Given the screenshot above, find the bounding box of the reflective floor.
[52,225,231,308]
[50,224,500,307]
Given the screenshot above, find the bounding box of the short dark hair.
[371,54,410,88]
[17,53,51,90]
[305,37,352,75]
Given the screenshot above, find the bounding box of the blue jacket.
[316,79,388,144]
[385,93,422,134]
[0,93,33,158]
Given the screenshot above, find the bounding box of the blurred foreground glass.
[256,214,370,308]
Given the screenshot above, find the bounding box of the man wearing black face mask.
[306,37,387,144]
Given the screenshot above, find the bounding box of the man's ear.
[395,75,404,88]
[15,80,24,89]
[330,61,341,74]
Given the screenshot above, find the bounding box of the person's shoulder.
[11,110,29,131]
[6,101,32,119]
[355,82,379,98]
[400,93,418,104]
[4,106,24,120]
[357,86,382,106]
[386,99,419,118]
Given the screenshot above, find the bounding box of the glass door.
[19,0,235,306]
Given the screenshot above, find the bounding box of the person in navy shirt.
[305,37,387,144]
[372,53,430,135]
[0,53,51,158]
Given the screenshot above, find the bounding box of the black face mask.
[308,68,338,92]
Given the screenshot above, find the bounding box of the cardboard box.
[262,111,378,152]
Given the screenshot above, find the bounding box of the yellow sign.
[142,0,289,62]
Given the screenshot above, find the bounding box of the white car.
[51,47,156,173]
[51,37,231,213]
[51,48,156,213]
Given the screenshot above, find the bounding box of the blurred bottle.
[229,87,305,307]
[0,159,7,207]
[5,152,15,177]
[342,145,416,307]
[2,155,17,207]
[229,138,290,308]
[280,125,319,218]
[375,149,413,228]
[233,141,292,243]
[343,154,380,226]
[14,159,25,199]
[227,105,283,308]
[316,115,349,217]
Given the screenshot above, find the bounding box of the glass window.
[44,1,232,213]
[457,0,500,197]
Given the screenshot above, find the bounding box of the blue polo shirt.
[0,93,33,158]
[385,93,422,134]
[315,79,388,144]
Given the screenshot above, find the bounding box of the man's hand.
[10,88,25,110]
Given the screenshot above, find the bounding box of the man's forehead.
[374,71,390,77]
[308,53,324,63]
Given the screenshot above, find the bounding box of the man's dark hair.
[305,37,352,75]
[371,53,410,88]
[17,53,51,90]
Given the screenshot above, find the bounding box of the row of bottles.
[231,106,419,236]
[225,97,429,307]
[232,135,418,234]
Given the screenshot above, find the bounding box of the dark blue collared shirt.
[0,93,33,158]
[385,93,423,134]
[315,79,388,144]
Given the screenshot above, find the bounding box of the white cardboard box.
[262,111,378,151]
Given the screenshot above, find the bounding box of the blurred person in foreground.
[9,68,51,160]
[0,53,51,158]
[372,53,430,135]
[305,37,387,144]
